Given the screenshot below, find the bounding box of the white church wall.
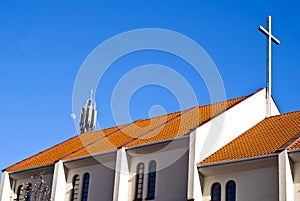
[0,172,11,201]
[127,137,189,201]
[195,88,279,163]
[202,166,279,201]
[113,148,130,201]
[187,130,202,201]
[64,161,116,201]
[157,151,188,201]
[278,150,294,201]
[270,98,280,116]
[51,160,67,201]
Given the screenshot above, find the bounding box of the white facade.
[199,156,279,201]
[198,150,300,201]
[127,137,190,201]
[194,88,279,163]
[64,152,117,201]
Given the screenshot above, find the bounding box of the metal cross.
[258,16,280,117]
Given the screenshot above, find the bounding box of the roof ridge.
[269,109,300,119]
[279,132,300,150]
[123,106,197,147]
[137,110,184,121]
[200,88,263,108]
[194,96,248,129]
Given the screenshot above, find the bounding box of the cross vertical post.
[258,16,280,117]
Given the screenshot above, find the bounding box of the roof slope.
[200,110,300,166]
[6,92,252,172]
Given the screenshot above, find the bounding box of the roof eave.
[4,163,55,174]
[198,152,279,168]
[125,134,190,150]
[63,148,119,164]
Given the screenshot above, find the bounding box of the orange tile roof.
[5,92,251,172]
[63,96,247,159]
[200,110,300,166]
[62,111,182,160]
[125,96,246,147]
[5,126,121,172]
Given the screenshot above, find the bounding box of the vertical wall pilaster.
[50,160,67,201]
[278,150,294,201]
[113,147,129,201]
[0,171,11,201]
[188,130,202,201]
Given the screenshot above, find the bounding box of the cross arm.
[258,26,280,45]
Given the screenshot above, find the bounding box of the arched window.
[147,161,156,199]
[135,163,144,200]
[70,175,80,201]
[211,182,221,201]
[16,185,23,201]
[226,180,236,201]
[81,173,90,201]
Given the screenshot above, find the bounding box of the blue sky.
[0,0,299,171]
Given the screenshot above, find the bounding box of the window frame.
[134,163,145,201]
[81,173,90,201]
[211,182,221,201]
[226,180,236,201]
[146,161,157,200]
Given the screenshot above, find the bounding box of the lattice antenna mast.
[258,16,280,117]
[79,89,97,133]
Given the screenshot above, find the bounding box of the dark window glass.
[70,175,80,201]
[147,161,157,199]
[211,183,221,201]
[226,180,236,201]
[135,163,144,200]
[81,173,90,201]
